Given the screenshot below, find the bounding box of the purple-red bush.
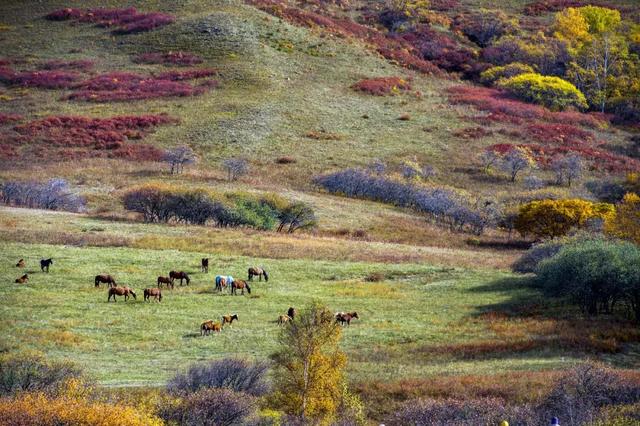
[0,68,80,89]
[525,123,595,146]
[45,7,174,35]
[155,68,217,81]
[524,0,584,15]
[0,113,23,125]
[351,76,411,96]
[38,59,94,72]
[430,0,461,11]
[400,26,476,74]
[133,51,203,66]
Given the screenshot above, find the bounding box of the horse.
[336,312,359,326]
[215,275,233,292]
[169,271,190,286]
[40,258,53,273]
[144,288,162,302]
[95,274,117,288]
[157,276,174,289]
[277,314,290,325]
[16,259,25,268]
[287,307,296,320]
[15,274,28,284]
[201,258,209,273]
[201,320,222,336]
[222,314,238,326]
[230,280,251,295]
[248,267,268,282]
[107,286,136,302]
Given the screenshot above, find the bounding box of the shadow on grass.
[468,275,547,317]
[182,332,201,339]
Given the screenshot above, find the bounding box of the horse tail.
[263,270,268,282]
[130,289,137,300]
[95,276,99,287]
[158,292,162,302]
[246,282,251,294]
[186,274,190,285]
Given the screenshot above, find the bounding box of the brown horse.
[15,274,28,284]
[107,286,136,302]
[230,280,251,295]
[144,288,162,302]
[15,259,25,268]
[170,270,190,286]
[336,312,359,326]
[277,314,290,325]
[248,267,268,282]
[95,274,117,288]
[222,314,238,326]
[157,276,174,289]
[201,258,209,273]
[201,320,222,335]
[40,258,53,273]
[287,307,296,320]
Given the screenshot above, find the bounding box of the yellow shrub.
[498,72,588,111]
[606,193,640,244]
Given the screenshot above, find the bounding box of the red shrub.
[133,52,204,66]
[430,0,461,11]
[487,143,516,155]
[45,7,174,35]
[351,76,411,96]
[155,68,217,81]
[525,123,595,146]
[453,127,493,139]
[376,47,441,74]
[0,113,23,125]
[0,68,80,89]
[399,26,476,74]
[38,59,94,71]
[523,0,623,15]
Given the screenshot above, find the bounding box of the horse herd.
[12,257,359,335]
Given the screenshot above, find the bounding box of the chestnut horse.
[277,314,290,325]
[16,259,25,268]
[107,286,136,302]
[170,270,190,286]
[201,320,222,335]
[15,274,28,284]
[40,258,53,273]
[248,267,268,282]
[201,258,209,273]
[222,314,238,326]
[157,276,174,289]
[144,288,162,302]
[95,274,117,288]
[336,312,359,326]
[215,275,233,292]
[230,280,251,295]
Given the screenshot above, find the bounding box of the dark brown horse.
[336,311,359,326]
[157,276,174,289]
[201,320,222,335]
[144,288,162,302]
[248,267,268,282]
[170,270,190,286]
[40,258,53,273]
[16,259,25,268]
[201,258,209,273]
[222,314,238,326]
[15,274,28,284]
[108,286,136,302]
[287,307,296,320]
[95,274,117,288]
[230,280,251,295]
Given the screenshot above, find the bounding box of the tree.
[277,201,317,233]
[551,154,583,187]
[515,198,615,239]
[163,145,196,174]
[499,146,535,182]
[479,149,500,173]
[222,158,248,182]
[270,303,347,424]
[606,192,640,245]
[498,72,589,111]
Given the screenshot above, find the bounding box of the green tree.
[270,303,347,425]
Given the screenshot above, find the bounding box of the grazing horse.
[230,280,251,295]
[95,274,117,288]
[107,286,136,302]
[277,314,290,325]
[201,258,209,273]
[248,267,268,282]
[157,276,174,290]
[201,320,222,336]
[169,271,190,286]
[215,275,233,292]
[222,314,238,326]
[287,307,296,320]
[16,259,25,268]
[15,274,28,284]
[336,312,359,326]
[40,258,53,273]
[144,288,162,302]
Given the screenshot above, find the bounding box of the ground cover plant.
[45,7,175,35]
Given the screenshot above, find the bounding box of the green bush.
[498,72,588,111]
[480,63,535,85]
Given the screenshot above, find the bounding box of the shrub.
[401,26,477,74]
[155,68,217,81]
[45,7,175,35]
[0,68,79,89]
[159,388,256,426]
[163,145,197,174]
[515,198,615,239]
[167,359,269,397]
[480,63,535,85]
[133,51,203,66]
[523,175,545,190]
[222,158,249,181]
[525,0,584,15]
[607,192,640,245]
[351,76,411,96]
[276,156,296,164]
[0,113,22,125]
[451,10,518,47]
[511,231,597,273]
[1,179,86,212]
[499,146,536,182]
[498,72,588,111]
[586,179,627,203]
[0,355,84,397]
[276,201,317,233]
[551,154,583,186]
[38,59,94,71]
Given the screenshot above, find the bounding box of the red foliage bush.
[399,26,476,74]
[525,123,595,146]
[453,127,493,139]
[65,71,217,102]
[429,0,461,11]
[155,68,217,81]
[133,52,204,66]
[0,68,80,89]
[38,59,94,71]
[45,7,175,35]
[0,113,23,125]
[351,76,411,95]
[524,0,584,15]
[376,47,441,74]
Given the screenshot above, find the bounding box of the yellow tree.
[270,303,347,425]
[607,193,640,244]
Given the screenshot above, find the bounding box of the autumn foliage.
[607,192,640,245]
[133,52,204,66]
[351,77,411,96]
[0,68,80,89]
[45,7,174,35]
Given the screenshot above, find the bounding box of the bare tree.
[163,145,196,174]
[551,154,583,187]
[222,158,248,182]
[499,147,534,182]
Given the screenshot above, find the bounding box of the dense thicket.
[0,179,86,212]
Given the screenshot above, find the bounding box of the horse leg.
[259,274,262,282]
